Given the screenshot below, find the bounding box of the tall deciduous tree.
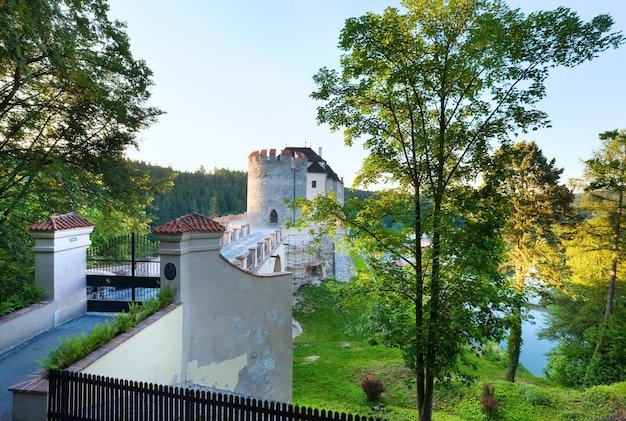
[485,141,573,382]
[0,0,162,227]
[581,129,626,385]
[310,1,622,419]
[541,131,626,387]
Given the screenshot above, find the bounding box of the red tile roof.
[154,213,225,234]
[29,213,95,231]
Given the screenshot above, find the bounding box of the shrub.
[0,280,45,316]
[481,383,498,419]
[38,286,175,370]
[361,378,385,401]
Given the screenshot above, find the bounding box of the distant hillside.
[132,162,247,227]
[133,161,374,227]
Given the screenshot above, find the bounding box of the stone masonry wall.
[247,149,308,228]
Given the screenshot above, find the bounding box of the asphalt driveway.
[0,313,115,421]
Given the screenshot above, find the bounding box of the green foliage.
[141,163,248,225]
[0,0,163,228]
[38,286,175,371]
[543,290,626,388]
[543,129,626,388]
[0,0,170,294]
[293,279,626,421]
[311,1,622,419]
[484,141,574,382]
[0,224,44,314]
[0,280,45,316]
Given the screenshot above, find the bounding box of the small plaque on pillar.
[164,262,176,280]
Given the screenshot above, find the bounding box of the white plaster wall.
[81,305,183,385]
[156,229,292,402]
[31,226,92,325]
[306,173,327,201]
[0,303,55,355]
[254,244,286,275]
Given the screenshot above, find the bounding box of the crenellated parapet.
[247,148,308,163]
[247,148,308,228]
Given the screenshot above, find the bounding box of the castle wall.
[247,149,308,227]
[306,172,327,201]
[326,177,345,203]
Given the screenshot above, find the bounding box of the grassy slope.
[292,280,626,421]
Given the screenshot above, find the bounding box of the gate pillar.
[29,212,95,325]
[154,213,225,303]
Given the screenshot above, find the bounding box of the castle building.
[246,147,344,228]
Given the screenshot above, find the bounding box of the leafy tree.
[0,0,162,228]
[309,1,622,419]
[484,141,573,382]
[545,129,626,386]
[542,202,626,387]
[584,130,626,334]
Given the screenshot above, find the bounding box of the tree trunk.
[505,303,522,382]
[595,190,623,355]
[418,370,435,421]
[603,190,622,328]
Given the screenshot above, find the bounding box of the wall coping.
[0,301,52,327]
[9,302,182,395]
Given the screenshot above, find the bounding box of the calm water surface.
[518,309,557,377]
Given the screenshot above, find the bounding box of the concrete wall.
[253,243,286,275]
[186,257,292,401]
[80,305,183,385]
[1,223,93,355]
[158,229,293,402]
[0,302,54,355]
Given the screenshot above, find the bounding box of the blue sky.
[108,1,626,187]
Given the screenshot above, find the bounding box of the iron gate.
[87,233,160,312]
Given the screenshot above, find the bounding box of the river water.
[516,308,557,377]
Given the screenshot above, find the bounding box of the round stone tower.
[247,148,308,227]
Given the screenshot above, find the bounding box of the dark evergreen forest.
[132,162,247,227]
[133,161,373,228]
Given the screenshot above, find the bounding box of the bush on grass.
[481,383,498,419]
[361,378,385,401]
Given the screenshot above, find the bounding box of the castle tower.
[247,148,308,227]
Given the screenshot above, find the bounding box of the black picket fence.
[48,370,383,421]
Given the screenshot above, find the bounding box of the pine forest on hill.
[132,162,247,226]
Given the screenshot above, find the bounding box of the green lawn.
[292,280,626,421]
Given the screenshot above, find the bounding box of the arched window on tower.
[269,209,278,224]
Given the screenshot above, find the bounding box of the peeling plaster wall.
[182,252,293,402]
[158,231,293,403]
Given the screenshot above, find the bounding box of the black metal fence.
[48,370,383,421]
[86,233,160,312]
[87,233,160,277]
